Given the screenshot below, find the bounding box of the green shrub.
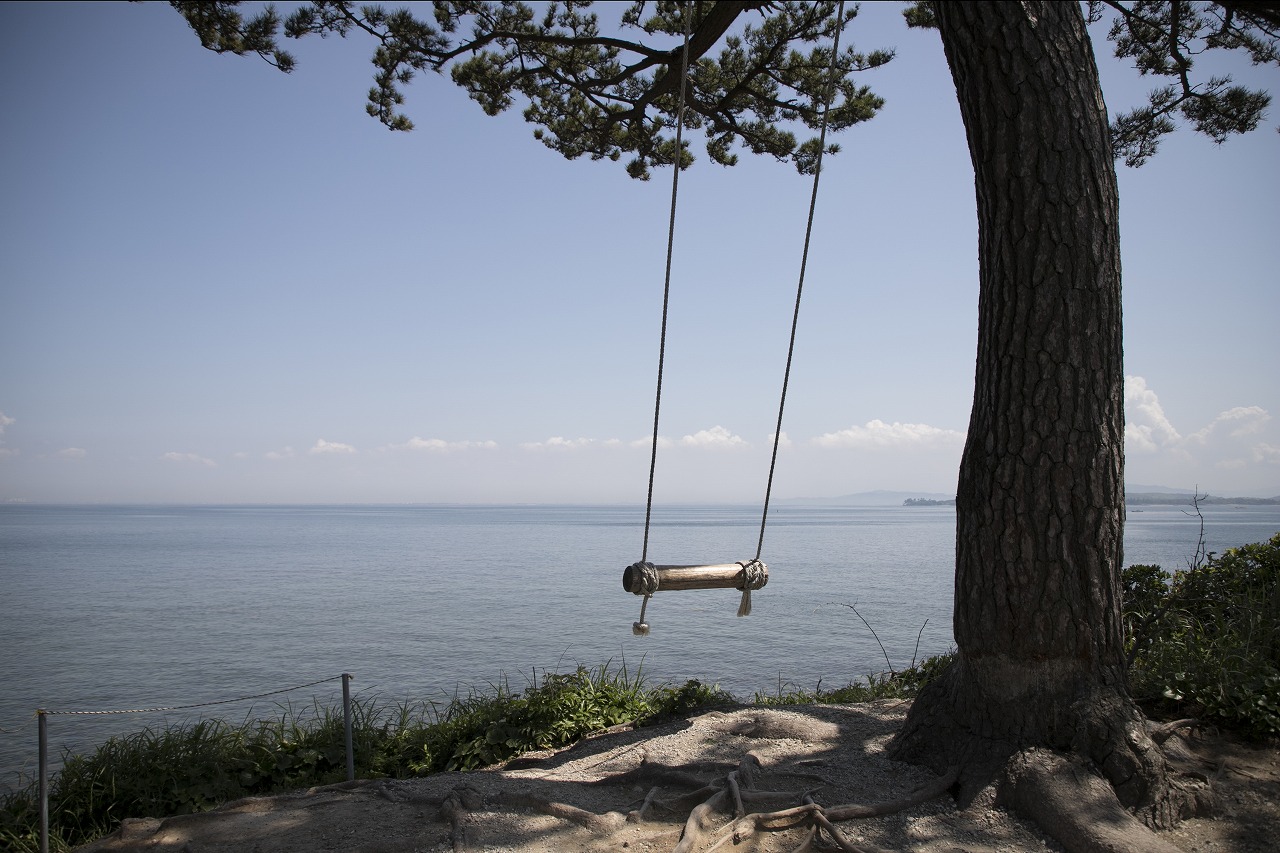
[1123,533,1280,739]
[427,665,733,771]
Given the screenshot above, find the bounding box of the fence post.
[38,709,48,853]
[342,673,354,781]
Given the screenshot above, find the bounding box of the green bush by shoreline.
[1123,532,1280,739]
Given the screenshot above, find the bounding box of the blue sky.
[1,1,1277,503]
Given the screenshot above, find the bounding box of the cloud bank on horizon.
[2,373,1276,503]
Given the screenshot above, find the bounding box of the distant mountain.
[1127,493,1280,506]
[1127,483,1280,501]
[1126,483,1194,494]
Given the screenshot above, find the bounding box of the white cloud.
[1125,376,1272,455]
[679,426,749,449]
[265,446,296,460]
[1124,375,1182,451]
[811,419,964,449]
[56,447,87,459]
[521,436,597,450]
[1253,443,1280,465]
[1186,406,1270,444]
[397,436,498,452]
[630,436,674,450]
[309,439,356,455]
[1122,377,1278,489]
[163,451,216,467]
[1124,424,1159,453]
[0,411,13,458]
[769,431,793,449]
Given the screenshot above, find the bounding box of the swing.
[626,1,845,636]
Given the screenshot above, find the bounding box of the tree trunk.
[889,1,1186,826]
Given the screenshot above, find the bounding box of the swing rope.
[635,2,694,636]
[635,0,847,634]
[753,0,847,567]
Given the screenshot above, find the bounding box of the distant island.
[784,488,1279,508]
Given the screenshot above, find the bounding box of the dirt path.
[77,701,1279,853]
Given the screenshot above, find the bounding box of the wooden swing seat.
[623,560,768,594]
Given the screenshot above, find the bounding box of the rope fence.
[34,672,355,853]
[39,674,346,716]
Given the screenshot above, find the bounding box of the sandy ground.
[77,700,1279,853]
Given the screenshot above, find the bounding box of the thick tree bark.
[889,1,1188,826]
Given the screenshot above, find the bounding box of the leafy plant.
[429,664,732,771]
[1123,533,1280,739]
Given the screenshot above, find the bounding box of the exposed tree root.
[825,765,959,821]
[372,712,1217,853]
[1001,749,1190,853]
[494,790,628,834]
[1148,718,1198,745]
[695,766,959,853]
[427,749,960,853]
[439,786,482,853]
[890,653,1225,853]
[606,750,958,853]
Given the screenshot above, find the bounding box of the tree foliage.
[1093,0,1280,164]
[173,0,894,179]
[170,1,1278,175]
[170,0,295,69]
[171,1,1278,177]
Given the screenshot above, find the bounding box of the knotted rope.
[629,561,660,635]
[736,559,768,617]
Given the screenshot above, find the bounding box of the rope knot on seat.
[736,559,768,617]
[627,561,660,635]
[737,559,768,590]
[626,561,661,595]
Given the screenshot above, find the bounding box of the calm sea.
[2,502,1277,789]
